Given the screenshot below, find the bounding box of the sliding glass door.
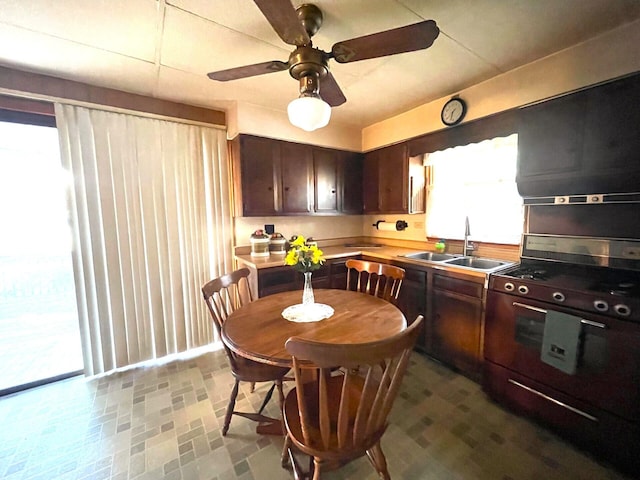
[0,115,83,395]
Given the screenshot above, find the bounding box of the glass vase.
[302,271,315,306]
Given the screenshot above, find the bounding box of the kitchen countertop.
[235,245,503,280]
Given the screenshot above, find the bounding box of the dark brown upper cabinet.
[233,135,279,216]
[363,142,425,214]
[338,150,363,215]
[313,147,339,213]
[517,73,640,197]
[232,134,363,217]
[280,142,313,214]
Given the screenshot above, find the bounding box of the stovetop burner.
[589,280,640,297]
[508,266,549,281]
[498,260,640,301]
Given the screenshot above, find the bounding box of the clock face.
[441,98,466,126]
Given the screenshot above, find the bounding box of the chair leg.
[281,435,291,468]
[222,378,240,436]
[366,442,390,480]
[312,457,322,480]
[276,378,285,411]
[257,382,276,415]
[250,381,256,393]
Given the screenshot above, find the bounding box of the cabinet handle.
[512,302,606,329]
[267,186,273,191]
[285,187,290,191]
[507,379,598,422]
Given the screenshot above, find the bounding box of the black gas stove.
[484,234,640,476]
[490,235,640,321]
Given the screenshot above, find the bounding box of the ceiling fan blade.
[207,60,288,81]
[253,0,310,46]
[331,20,439,63]
[320,72,346,107]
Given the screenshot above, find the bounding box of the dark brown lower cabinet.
[394,266,427,349]
[428,274,484,381]
[253,256,358,298]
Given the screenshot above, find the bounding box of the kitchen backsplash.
[234,213,519,262]
[234,215,364,246]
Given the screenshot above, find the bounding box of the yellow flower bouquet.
[284,235,325,272]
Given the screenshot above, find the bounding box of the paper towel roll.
[378,222,397,231]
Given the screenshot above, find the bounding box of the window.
[425,134,522,245]
[0,111,83,394]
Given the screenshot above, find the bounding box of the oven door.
[484,290,640,422]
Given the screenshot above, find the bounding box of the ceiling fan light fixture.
[287,94,331,132]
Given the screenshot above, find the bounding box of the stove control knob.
[593,300,609,312]
[504,282,515,292]
[552,292,565,302]
[517,285,529,295]
[614,304,631,317]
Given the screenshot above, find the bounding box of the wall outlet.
[264,224,275,234]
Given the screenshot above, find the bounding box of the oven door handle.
[513,302,546,314]
[512,302,607,329]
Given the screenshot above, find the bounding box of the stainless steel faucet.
[463,216,475,256]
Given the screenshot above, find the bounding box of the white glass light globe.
[287,95,331,132]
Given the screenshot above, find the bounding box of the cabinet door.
[329,259,349,289]
[240,135,279,215]
[362,150,380,213]
[280,142,313,214]
[582,74,640,176]
[313,148,339,213]
[429,273,484,380]
[516,92,586,192]
[395,268,426,350]
[339,151,363,214]
[431,289,483,380]
[378,143,409,213]
[518,93,587,177]
[258,267,296,297]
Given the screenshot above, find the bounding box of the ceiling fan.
[207,0,440,131]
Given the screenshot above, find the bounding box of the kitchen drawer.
[484,361,640,475]
[433,274,483,298]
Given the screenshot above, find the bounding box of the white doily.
[282,303,334,323]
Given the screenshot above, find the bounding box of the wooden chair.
[345,259,405,305]
[282,315,424,479]
[202,268,289,435]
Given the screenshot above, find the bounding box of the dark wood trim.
[0,94,55,116]
[0,66,225,126]
[0,108,56,127]
[408,109,519,156]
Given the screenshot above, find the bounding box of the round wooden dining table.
[221,289,407,368]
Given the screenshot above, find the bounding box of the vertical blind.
[55,104,233,376]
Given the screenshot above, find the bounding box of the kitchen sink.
[399,251,514,273]
[444,257,511,270]
[401,252,459,262]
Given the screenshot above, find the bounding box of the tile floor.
[0,348,632,480]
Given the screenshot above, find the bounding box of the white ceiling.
[1,0,640,128]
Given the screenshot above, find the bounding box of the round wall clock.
[441,97,467,126]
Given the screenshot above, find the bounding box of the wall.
[234,215,363,247]
[363,18,640,151]
[228,102,361,151]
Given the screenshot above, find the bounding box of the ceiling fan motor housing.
[288,46,330,96]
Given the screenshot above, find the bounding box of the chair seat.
[283,373,385,462]
[233,356,290,383]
